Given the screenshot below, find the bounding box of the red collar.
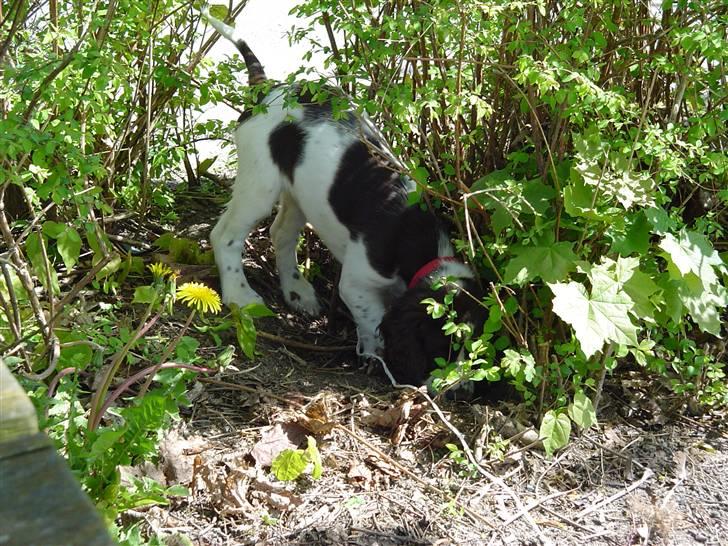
[408,256,458,289]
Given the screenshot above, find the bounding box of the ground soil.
[111,195,728,546]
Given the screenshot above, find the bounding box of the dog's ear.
[380,286,450,385]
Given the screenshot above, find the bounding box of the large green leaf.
[611,211,650,256]
[677,272,728,337]
[504,240,577,285]
[623,269,660,323]
[659,230,726,288]
[549,257,639,358]
[568,391,597,429]
[56,226,82,270]
[271,449,308,482]
[539,410,571,457]
[660,230,728,336]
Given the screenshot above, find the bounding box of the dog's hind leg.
[210,157,282,308]
[270,191,321,315]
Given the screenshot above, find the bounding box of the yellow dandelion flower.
[176,282,222,314]
[148,262,173,280]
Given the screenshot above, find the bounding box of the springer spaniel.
[203,8,483,386]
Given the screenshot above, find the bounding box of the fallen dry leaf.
[299,393,339,434]
[160,429,209,485]
[250,476,303,510]
[251,422,308,467]
[346,461,373,489]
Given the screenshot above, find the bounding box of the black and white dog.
[203,8,484,386]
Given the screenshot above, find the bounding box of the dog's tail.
[201,5,267,85]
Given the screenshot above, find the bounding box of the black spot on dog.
[292,271,300,279]
[328,142,442,281]
[234,267,240,273]
[226,265,232,271]
[240,282,246,288]
[289,291,300,302]
[269,122,306,182]
[227,239,235,247]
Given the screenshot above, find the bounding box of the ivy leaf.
[539,410,571,457]
[271,449,308,482]
[549,266,638,359]
[568,391,597,429]
[504,240,577,285]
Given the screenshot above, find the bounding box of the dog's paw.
[282,278,321,316]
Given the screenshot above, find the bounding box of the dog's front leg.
[338,245,388,358]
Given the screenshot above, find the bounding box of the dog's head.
[379,276,486,386]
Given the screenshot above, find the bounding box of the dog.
[203,8,484,386]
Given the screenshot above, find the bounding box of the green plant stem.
[137,309,196,398]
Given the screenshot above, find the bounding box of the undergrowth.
[0,0,726,539]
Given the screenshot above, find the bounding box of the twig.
[368,353,549,543]
[335,423,496,530]
[198,377,302,407]
[257,330,354,352]
[575,468,655,521]
[501,489,573,526]
[538,505,603,535]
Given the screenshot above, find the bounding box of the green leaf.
[271,449,308,481]
[539,410,571,457]
[568,391,597,429]
[500,349,537,383]
[57,226,82,270]
[563,178,606,220]
[42,220,66,239]
[26,232,60,295]
[677,273,728,337]
[623,269,660,323]
[175,336,200,362]
[644,207,675,235]
[611,211,649,256]
[305,437,322,480]
[550,257,639,358]
[232,305,257,359]
[504,241,577,285]
[244,302,276,318]
[659,230,728,335]
[208,4,229,20]
[659,230,725,288]
[91,427,127,456]
[197,156,216,175]
[133,285,158,304]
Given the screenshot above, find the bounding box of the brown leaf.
[251,422,307,467]
[250,477,303,510]
[299,393,338,434]
[346,461,373,489]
